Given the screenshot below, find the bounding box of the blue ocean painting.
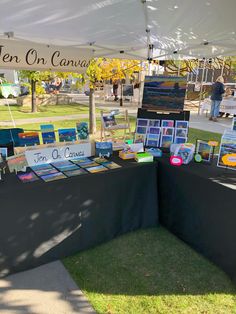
[58,128,77,142]
[42,131,56,144]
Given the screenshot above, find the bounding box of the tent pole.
[198,59,206,115]
[6,98,16,128]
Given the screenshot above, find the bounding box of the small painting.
[58,128,77,142]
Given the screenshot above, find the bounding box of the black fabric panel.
[158,157,236,283]
[0,160,158,277]
[137,108,190,121]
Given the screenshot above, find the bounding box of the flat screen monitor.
[142,76,187,111]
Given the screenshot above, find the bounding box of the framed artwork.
[196,140,213,162]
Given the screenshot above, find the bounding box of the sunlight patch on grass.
[63,227,236,314]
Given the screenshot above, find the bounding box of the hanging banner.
[0,39,93,72]
[25,142,92,166]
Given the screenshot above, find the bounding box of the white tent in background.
[0,0,236,68]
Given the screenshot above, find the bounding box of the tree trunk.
[31,80,37,113]
[89,88,96,134]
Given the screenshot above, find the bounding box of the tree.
[19,70,52,113]
[85,58,141,134]
[19,70,83,113]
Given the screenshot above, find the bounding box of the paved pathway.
[0,261,96,314]
[0,97,233,134]
[189,112,232,134]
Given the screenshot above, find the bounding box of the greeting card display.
[134,115,189,150]
[217,130,236,170]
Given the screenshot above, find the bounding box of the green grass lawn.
[0,103,98,120]
[63,227,236,314]
[1,116,222,150]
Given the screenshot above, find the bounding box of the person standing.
[113,80,119,101]
[209,76,225,122]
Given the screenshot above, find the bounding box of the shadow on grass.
[63,227,236,297]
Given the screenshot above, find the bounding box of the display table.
[200,97,236,115]
[0,159,158,277]
[157,157,236,283]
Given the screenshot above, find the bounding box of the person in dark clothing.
[209,76,225,122]
[113,81,119,101]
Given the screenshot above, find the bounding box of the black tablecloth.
[158,157,236,283]
[0,158,158,276]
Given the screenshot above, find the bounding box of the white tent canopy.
[0,0,236,62]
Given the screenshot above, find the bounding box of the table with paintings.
[0,155,158,277]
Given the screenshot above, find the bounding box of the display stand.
[137,108,190,121]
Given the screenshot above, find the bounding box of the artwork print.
[17,172,39,183]
[136,126,147,134]
[58,128,77,142]
[176,121,189,129]
[76,122,89,140]
[134,134,146,144]
[160,135,173,148]
[42,132,56,144]
[148,119,160,127]
[175,128,188,138]
[196,140,213,162]
[18,132,40,146]
[161,120,174,128]
[137,119,148,127]
[142,76,187,111]
[123,84,134,97]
